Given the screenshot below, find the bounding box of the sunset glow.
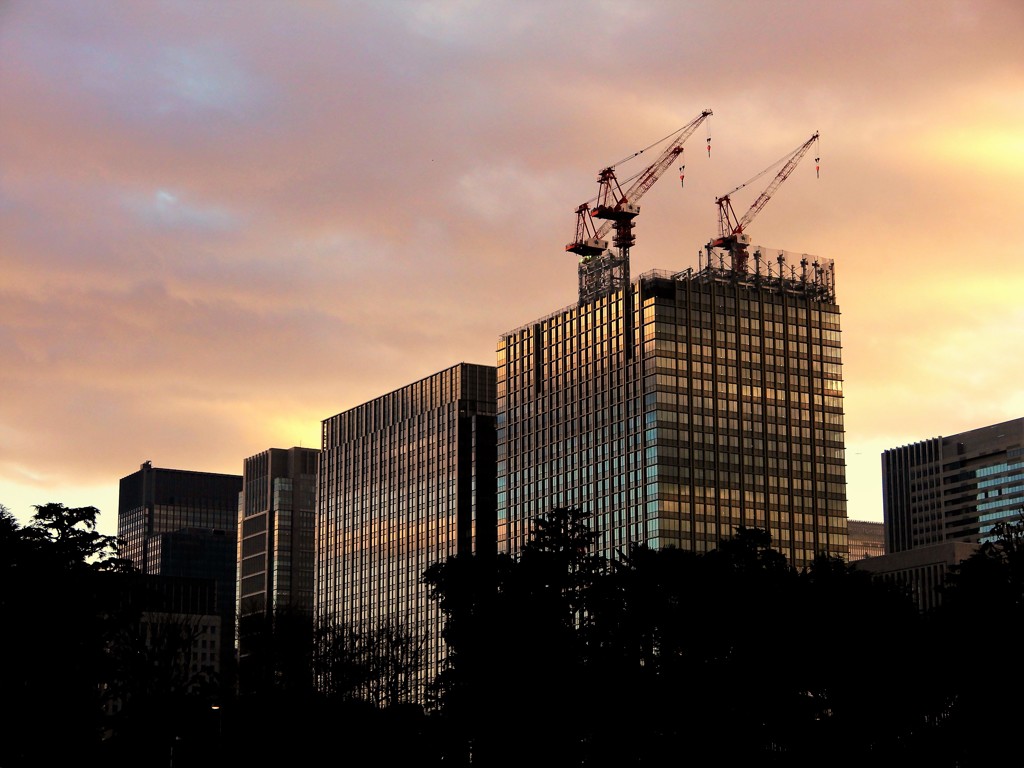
[2,0,1022,536]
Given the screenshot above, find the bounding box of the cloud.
[121,188,242,233]
[1,0,1022,532]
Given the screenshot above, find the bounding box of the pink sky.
[2,0,1022,537]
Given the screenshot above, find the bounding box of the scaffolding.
[577,249,630,307]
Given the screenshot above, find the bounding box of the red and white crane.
[566,108,713,259]
[708,131,819,273]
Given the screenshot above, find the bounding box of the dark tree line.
[423,508,1024,766]
[3,502,1022,766]
[422,509,926,766]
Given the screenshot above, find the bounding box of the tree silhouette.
[424,507,604,764]
[238,603,315,696]
[424,510,943,766]
[313,617,426,708]
[926,516,1024,766]
[0,503,131,767]
[18,502,124,570]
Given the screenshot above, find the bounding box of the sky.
[2,0,1022,538]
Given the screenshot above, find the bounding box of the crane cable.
[606,122,695,170]
[723,134,819,199]
[586,119,712,206]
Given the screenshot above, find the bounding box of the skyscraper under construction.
[497,251,847,568]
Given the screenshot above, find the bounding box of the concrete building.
[847,519,885,562]
[316,363,496,704]
[882,417,1024,553]
[135,575,224,686]
[854,541,979,613]
[102,574,224,729]
[498,253,848,568]
[237,447,319,693]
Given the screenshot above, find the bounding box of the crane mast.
[568,109,712,305]
[708,131,819,273]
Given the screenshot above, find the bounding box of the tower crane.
[708,131,819,274]
[567,108,713,259]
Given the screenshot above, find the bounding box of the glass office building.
[316,363,496,703]
[238,447,319,618]
[237,447,319,693]
[883,417,1024,552]
[498,258,848,569]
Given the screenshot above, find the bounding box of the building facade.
[498,257,847,568]
[238,447,319,618]
[854,541,980,612]
[847,519,885,562]
[147,527,236,648]
[117,462,242,683]
[118,461,243,573]
[882,417,1024,553]
[136,575,224,686]
[316,363,496,703]
[237,446,319,693]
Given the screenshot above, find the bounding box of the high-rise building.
[498,255,847,568]
[118,461,243,573]
[117,462,242,683]
[316,363,496,703]
[237,446,319,693]
[882,417,1024,553]
[238,447,319,618]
